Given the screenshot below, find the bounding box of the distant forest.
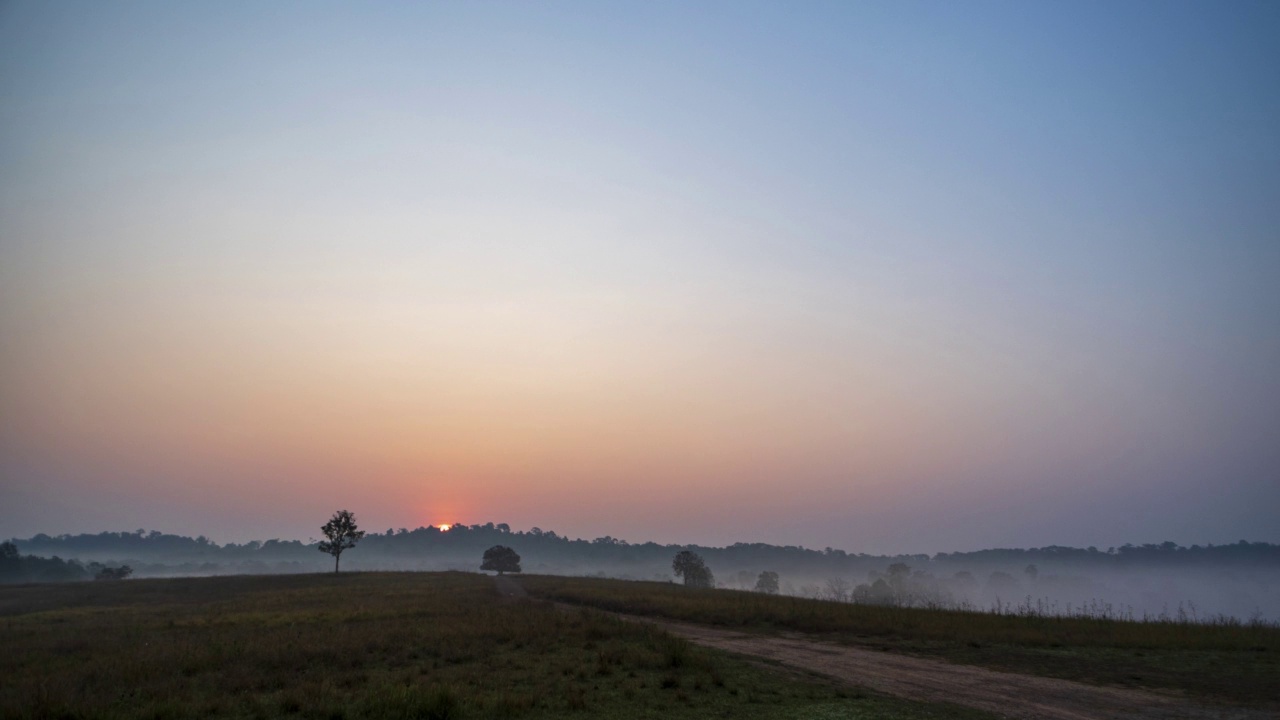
[5,524,1277,584]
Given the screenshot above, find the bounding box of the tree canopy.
[755,570,780,594]
[672,550,714,588]
[481,545,521,575]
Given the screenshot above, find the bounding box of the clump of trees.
[672,550,714,588]
[850,562,938,606]
[481,545,521,575]
[755,570,780,594]
[318,510,365,573]
[0,541,92,584]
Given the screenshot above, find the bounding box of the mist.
[6,526,1277,624]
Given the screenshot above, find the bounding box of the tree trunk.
[335,553,340,574]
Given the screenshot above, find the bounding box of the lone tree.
[319,509,365,574]
[755,570,780,594]
[672,550,714,588]
[481,545,521,575]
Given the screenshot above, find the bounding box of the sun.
[438,524,452,531]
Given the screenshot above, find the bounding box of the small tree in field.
[481,545,521,575]
[672,550,714,588]
[319,509,365,574]
[755,570,780,594]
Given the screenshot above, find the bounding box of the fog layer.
[7,526,1277,623]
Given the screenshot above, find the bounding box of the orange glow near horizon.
[438,524,452,532]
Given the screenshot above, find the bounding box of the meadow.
[521,575,1280,708]
[0,572,993,720]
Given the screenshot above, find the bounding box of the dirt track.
[499,578,1269,720]
[637,619,1267,720]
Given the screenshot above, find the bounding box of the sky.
[1,1,1278,554]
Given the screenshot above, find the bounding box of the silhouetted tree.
[672,550,713,588]
[884,562,912,601]
[824,577,851,602]
[887,562,911,578]
[319,509,365,574]
[1024,563,1038,581]
[868,578,894,604]
[481,545,521,574]
[755,570,780,594]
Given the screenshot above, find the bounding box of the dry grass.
[0,572,995,720]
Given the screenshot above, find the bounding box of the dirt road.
[505,580,1269,720]
[645,618,1266,720]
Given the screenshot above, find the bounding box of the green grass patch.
[0,572,994,719]
[521,574,1280,707]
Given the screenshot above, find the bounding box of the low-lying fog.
[740,565,1278,623]
[7,528,1277,623]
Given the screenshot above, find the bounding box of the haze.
[2,1,1278,554]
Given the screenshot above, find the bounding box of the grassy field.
[521,575,1280,708]
[0,572,994,720]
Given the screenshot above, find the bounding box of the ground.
[1,572,993,720]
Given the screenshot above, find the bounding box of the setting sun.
[438,524,452,532]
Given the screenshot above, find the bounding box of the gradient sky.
[2,1,1278,554]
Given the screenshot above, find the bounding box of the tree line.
[7,520,1278,585]
[1,540,133,583]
